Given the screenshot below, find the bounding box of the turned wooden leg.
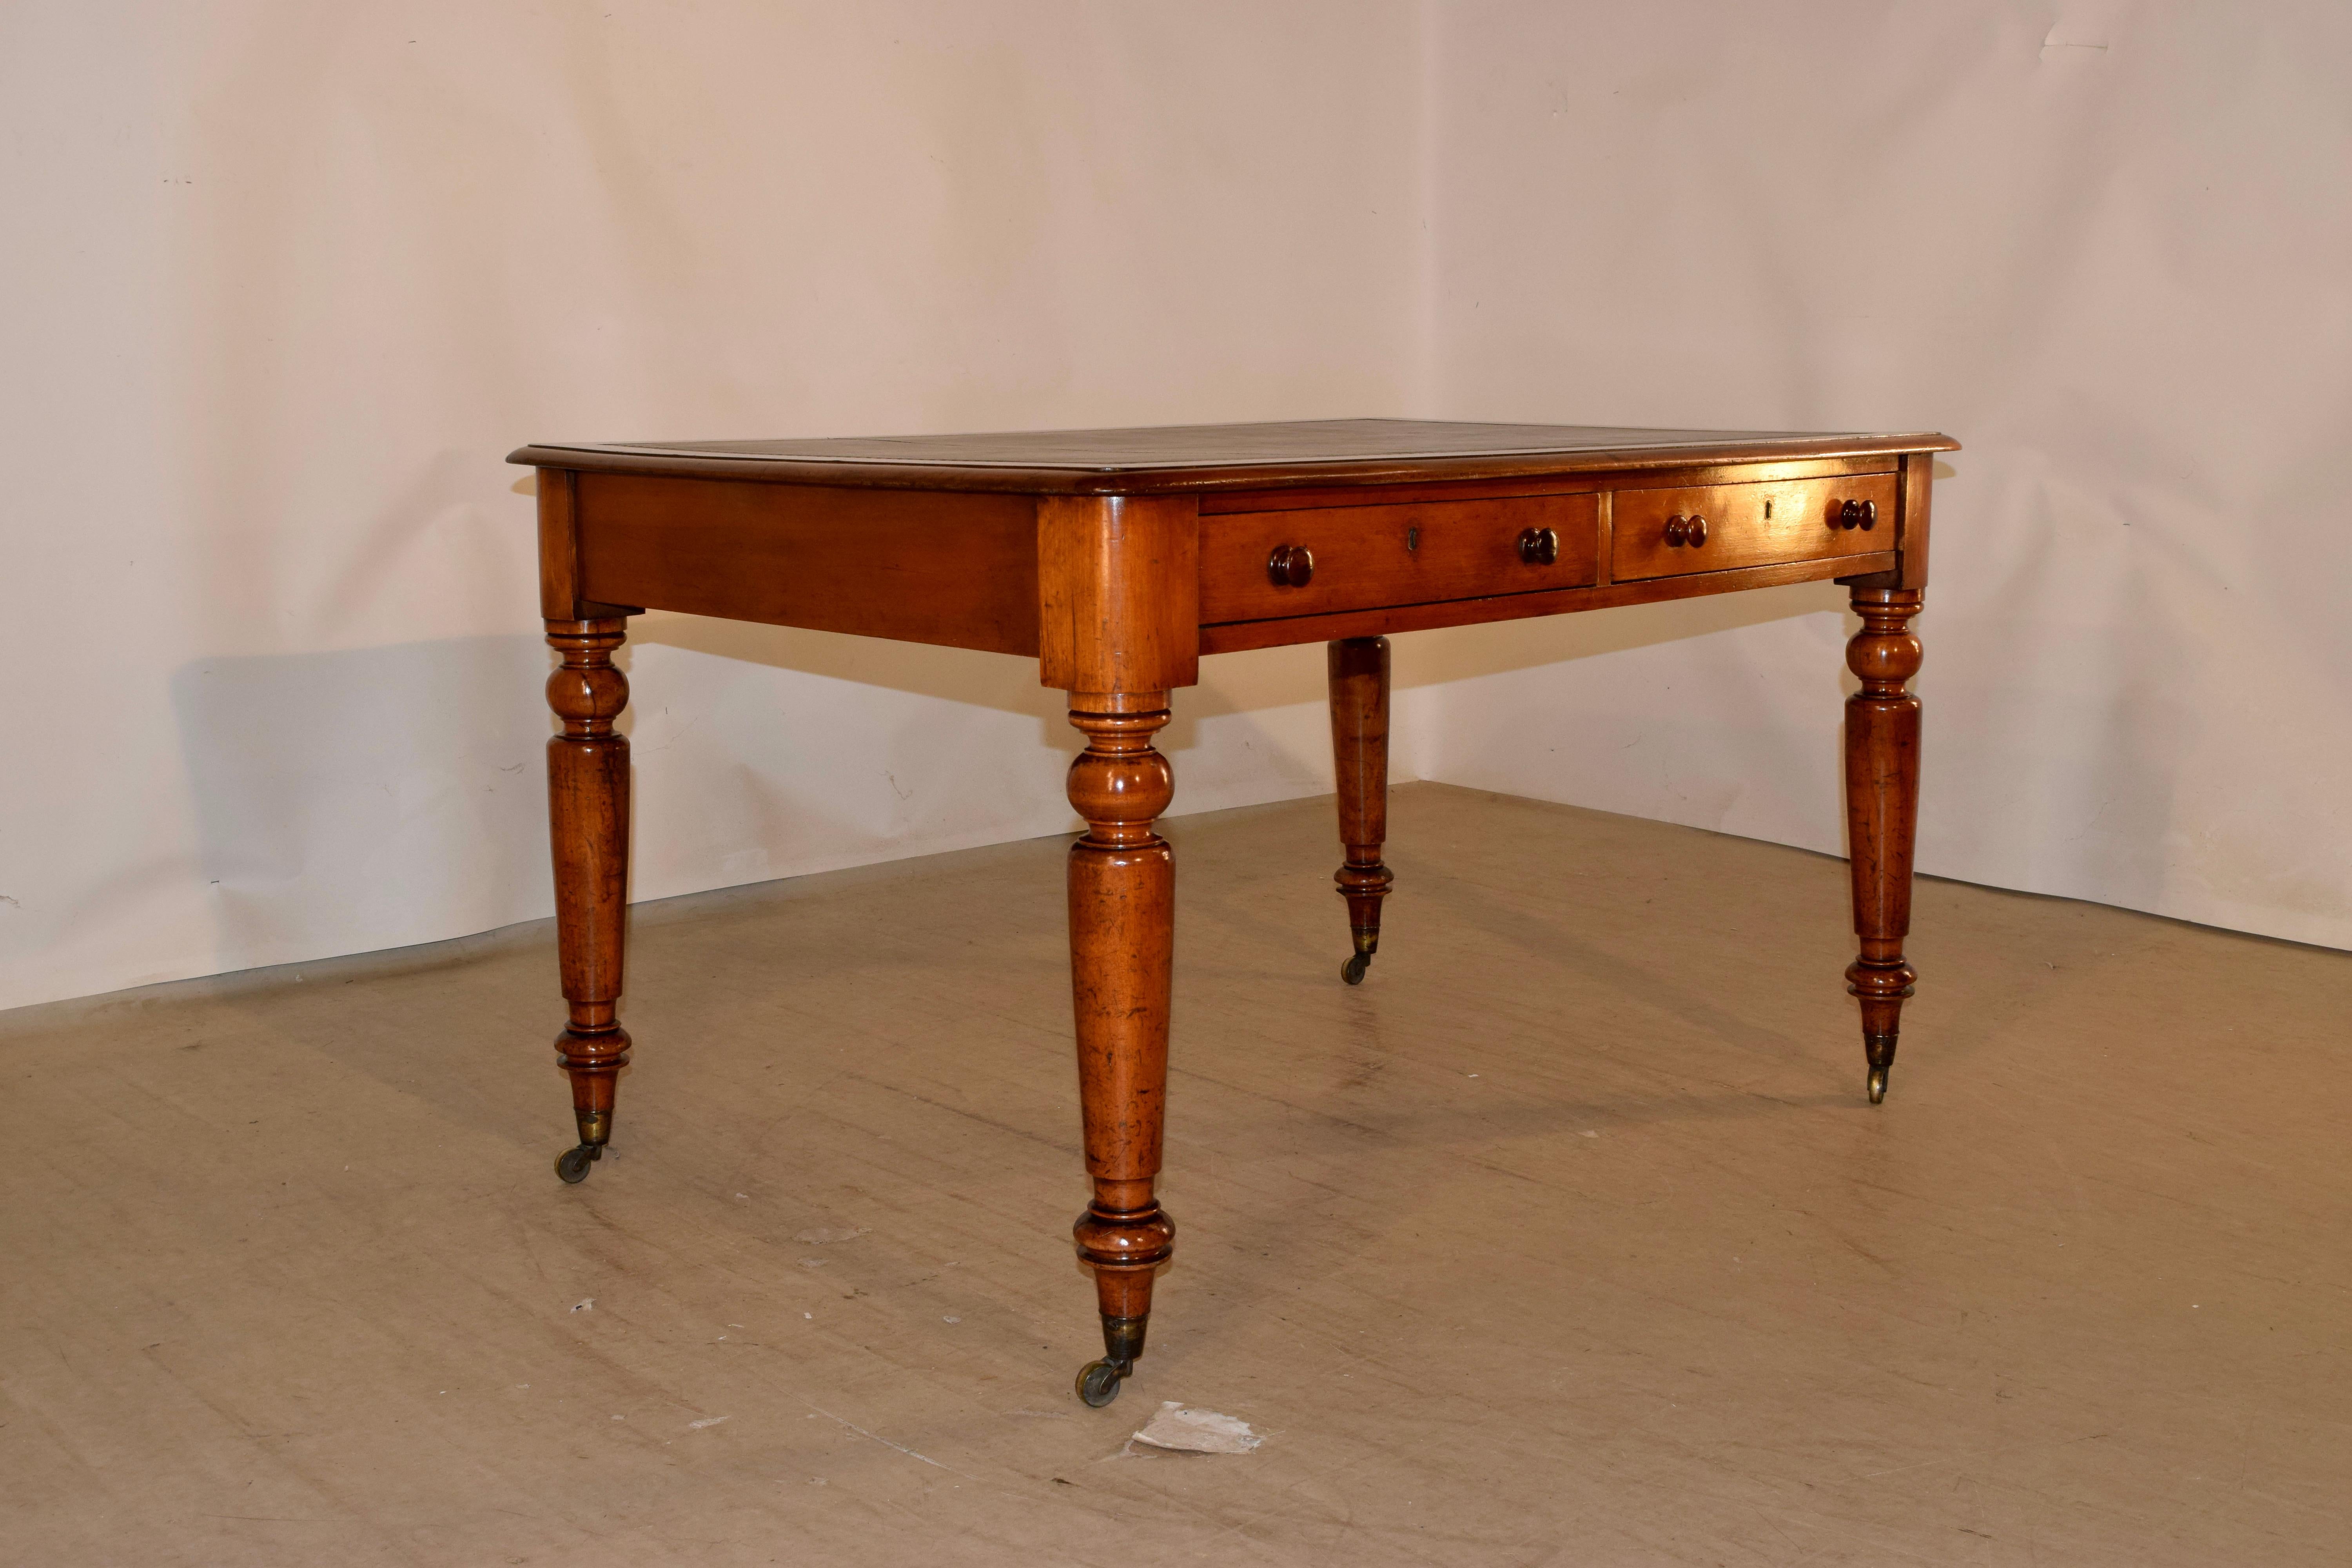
[1328,637,1395,985]
[1844,588,1924,1104]
[1064,691,1179,1407]
[546,618,633,1181]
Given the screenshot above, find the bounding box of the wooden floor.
[5,784,2346,1566]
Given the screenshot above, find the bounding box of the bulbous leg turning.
[1844,590,1924,1103]
[1064,693,1180,1402]
[1329,639,1394,984]
[546,619,633,1179]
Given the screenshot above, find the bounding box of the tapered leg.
[1064,691,1179,1408]
[546,618,633,1181]
[1844,588,1924,1104]
[1328,637,1395,984]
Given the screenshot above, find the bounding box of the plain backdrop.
[2,0,2346,1011]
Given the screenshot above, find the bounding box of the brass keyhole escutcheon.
[1267,543,1315,588]
[1517,526,1559,566]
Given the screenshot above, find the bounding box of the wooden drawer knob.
[1664,514,1708,548]
[1838,498,1877,531]
[1267,544,1315,588]
[1517,526,1559,566]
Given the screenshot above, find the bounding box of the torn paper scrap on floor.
[1128,1401,1264,1454]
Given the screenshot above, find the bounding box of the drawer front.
[1611,472,1899,582]
[1201,492,1599,623]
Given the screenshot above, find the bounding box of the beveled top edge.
[511,417,1957,474]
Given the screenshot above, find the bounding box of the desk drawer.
[1612,472,1898,582]
[1200,492,1599,623]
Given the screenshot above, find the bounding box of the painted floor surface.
[4,784,2346,1565]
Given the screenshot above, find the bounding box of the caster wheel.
[554,1143,602,1184]
[1866,1066,1889,1105]
[1075,1359,1126,1408]
[1341,953,1370,986]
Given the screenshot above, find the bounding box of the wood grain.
[1844,587,1926,1104]
[512,419,1957,496]
[1196,456,1897,515]
[1898,451,1934,591]
[1201,493,1599,624]
[574,473,1040,656]
[1038,495,1201,693]
[1612,473,1899,583]
[1198,552,1898,653]
[1833,453,1937,593]
[1064,691,1180,1382]
[536,468,639,621]
[544,618,633,1157]
[1328,638,1395,980]
[519,416,1956,1389]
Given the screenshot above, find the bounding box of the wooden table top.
[513,418,1958,495]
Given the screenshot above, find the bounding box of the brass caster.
[1075,1357,1130,1408]
[554,1143,604,1184]
[1866,1065,1889,1105]
[1341,952,1371,985]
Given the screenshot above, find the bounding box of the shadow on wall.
[637,579,1849,724]
[172,636,555,977]
[607,584,1861,857]
[1960,549,2195,921]
[637,610,1328,760]
[634,613,1069,732]
[163,584,1854,983]
[619,619,1344,860]
[1399,577,1851,690]
[1390,582,1878,858]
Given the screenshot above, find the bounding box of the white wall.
[6,2,2348,1013]
[1410,0,2352,951]
[0,0,1428,1009]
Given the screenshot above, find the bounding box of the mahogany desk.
[508,418,1956,1409]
